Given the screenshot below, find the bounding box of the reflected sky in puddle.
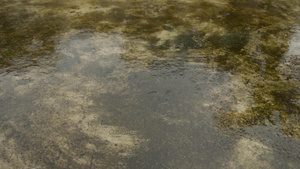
[0,0,300,168]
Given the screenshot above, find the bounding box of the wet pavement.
[0,0,300,168]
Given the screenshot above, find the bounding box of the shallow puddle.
[0,0,299,168]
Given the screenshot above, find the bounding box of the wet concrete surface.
[0,0,300,168]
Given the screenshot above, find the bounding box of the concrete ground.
[0,0,299,168]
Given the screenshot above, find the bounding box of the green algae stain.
[174,32,203,50]
[0,0,299,137]
[221,33,249,52]
[203,0,299,137]
[0,3,69,68]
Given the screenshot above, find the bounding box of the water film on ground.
[0,0,299,168]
